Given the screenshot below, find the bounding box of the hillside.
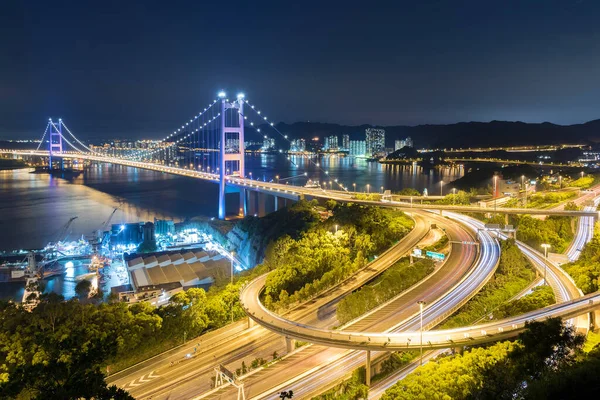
[247,119,600,149]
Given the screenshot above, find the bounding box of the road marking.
[124,371,161,389]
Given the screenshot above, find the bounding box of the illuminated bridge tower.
[48,118,63,170]
[218,93,246,220]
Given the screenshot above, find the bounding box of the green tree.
[75,279,93,299]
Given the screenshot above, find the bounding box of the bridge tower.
[218,93,246,219]
[48,119,63,169]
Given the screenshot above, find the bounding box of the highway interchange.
[3,149,600,399]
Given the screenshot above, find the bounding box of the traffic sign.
[426,251,445,260]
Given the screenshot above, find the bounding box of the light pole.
[439,180,443,196]
[230,251,235,285]
[353,182,356,192]
[558,175,562,189]
[417,300,426,366]
[334,224,338,233]
[452,188,456,205]
[380,186,384,194]
[366,184,370,194]
[541,244,551,285]
[493,175,498,211]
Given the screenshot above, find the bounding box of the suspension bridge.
[1,91,597,220]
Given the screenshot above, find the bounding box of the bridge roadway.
[107,211,475,399]
[1,150,597,218]
[200,213,498,399]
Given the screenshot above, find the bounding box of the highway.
[205,213,497,399]
[107,210,468,399]
[565,191,600,261]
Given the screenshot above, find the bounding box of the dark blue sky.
[1,0,599,140]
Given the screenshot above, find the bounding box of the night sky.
[1,0,599,140]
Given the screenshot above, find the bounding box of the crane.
[88,202,123,253]
[55,216,78,244]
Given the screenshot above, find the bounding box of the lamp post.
[417,300,426,366]
[452,188,456,205]
[380,186,384,194]
[335,224,338,233]
[541,244,551,285]
[439,180,443,196]
[229,250,237,284]
[366,184,370,194]
[353,182,356,192]
[493,175,498,211]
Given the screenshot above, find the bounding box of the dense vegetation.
[382,318,593,400]
[0,295,136,399]
[336,257,435,325]
[564,225,600,293]
[475,213,575,254]
[440,239,536,328]
[515,215,574,253]
[493,285,555,319]
[524,191,577,208]
[263,203,414,309]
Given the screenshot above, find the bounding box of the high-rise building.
[342,134,350,151]
[290,139,306,152]
[365,128,385,157]
[262,137,275,151]
[324,135,338,151]
[349,140,366,157]
[394,136,414,151]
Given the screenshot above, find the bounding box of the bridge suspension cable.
[36,122,51,151]
[242,99,348,191]
[126,98,220,160]
[59,120,100,155]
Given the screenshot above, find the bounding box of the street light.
[541,244,551,285]
[230,250,236,285]
[366,184,370,194]
[440,180,443,196]
[353,182,356,192]
[334,224,338,233]
[417,300,426,366]
[493,175,498,211]
[452,188,456,205]
[380,186,384,194]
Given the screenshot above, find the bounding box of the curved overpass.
[241,274,599,351]
[240,213,506,351]
[2,150,597,218]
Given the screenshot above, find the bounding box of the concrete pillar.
[505,214,509,225]
[285,337,295,353]
[247,190,258,216]
[240,188,246,217]
[258,192,267,217]
[247,317,255,329]
[365,350,371,386]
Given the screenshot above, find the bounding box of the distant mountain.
[248,119,600,149]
